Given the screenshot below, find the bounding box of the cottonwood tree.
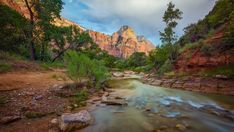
[51,26,94,62]
[159,2,182,61]
[23,0,63,60]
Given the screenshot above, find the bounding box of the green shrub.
[158,60,173,75]
[200,65,234,77]
[179,41,203,53]
[74,89,88,106]
[0,61,12,73]
[200,44,214,55]
[40,61,64,70]
[0,5,29,55]
[221,16,234,51]
[0,50,23,61]
[64,50,109,88]
[0,96,8,106]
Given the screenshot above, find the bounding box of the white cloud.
[63,0,216,44]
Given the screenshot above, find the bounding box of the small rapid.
[83,78,234,132]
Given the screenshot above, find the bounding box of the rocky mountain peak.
[137,36,146,42]
[88,25,155,58]
[117,25,136,40]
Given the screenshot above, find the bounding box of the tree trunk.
[52,46,70,62]
[40,42,45,61]
[24,0,36,60]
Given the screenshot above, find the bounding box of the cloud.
[62,0,216,45]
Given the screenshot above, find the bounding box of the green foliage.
[207,0,234,28]
[199,65,234,77]
[0,96,8,106]
[200,44,214,55]
[221,15,234,51]
[160,2,183,45]
[115,59,128,69]
[64,50,109,89]
[147,46,169,70]
[179,41,203,53]
[158,60,173,75]
[64,51,89,82]
[178,0,234,47]
[40,61,64,70]
[0,5,29,56]
[0,61,12,73]
[74,89,88,106]
[127,52,147,67]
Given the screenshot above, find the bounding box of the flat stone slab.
[59,110,92,131]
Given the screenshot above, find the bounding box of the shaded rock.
[176,124,186,131]
[0,116,21,124]
[34,95,43,100]
[59,110,92,132]
[102,99,127,105]
[101,92,109,102]
[51,118,58,125]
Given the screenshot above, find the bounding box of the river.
[82,78,234,132]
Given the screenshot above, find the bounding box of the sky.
[61,0,217,46]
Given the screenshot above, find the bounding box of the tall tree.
[159,2,182,61]
[23,0,64,60]
[160,2,182,45]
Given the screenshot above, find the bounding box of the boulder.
[175,124,186,131]
[59,110,92,132]
[112,72,124,77]
[124,71,135,74]
[0,116,21,124]
[151,80,163,86]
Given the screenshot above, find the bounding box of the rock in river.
[102,99,127,105]
[112,72,124,77]
[59,110,92,132]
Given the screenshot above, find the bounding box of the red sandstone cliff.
[88,26,155,58]
[175,25,234,73]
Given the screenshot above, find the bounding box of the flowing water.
[82,78,234,132]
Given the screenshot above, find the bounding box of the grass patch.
[0,50,23,61]
[0,61,12,73]
[199,65,234,78]
[51,73,67,81]
[40,61,64,70]
[0,96,8,106]
[25,111,46,119]
[74,89,88,107]
[179,41,203,53]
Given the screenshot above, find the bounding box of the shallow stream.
[83,78,234,132]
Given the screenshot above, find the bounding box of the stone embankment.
[142,75,234,96]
